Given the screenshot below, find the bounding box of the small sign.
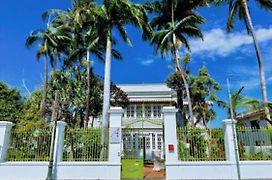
[110,127,120,144]
[168,144,174,152]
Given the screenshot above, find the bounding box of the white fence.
[1,106,272,180]
[163,106,272,180]
[0,107,123,180]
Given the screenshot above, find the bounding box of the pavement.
[144,164,165,179]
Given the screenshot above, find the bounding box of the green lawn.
[121,159,144,179]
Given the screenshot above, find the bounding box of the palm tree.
[214,0,272,123]
[217,86,260,118]
[25,24,70,118]
[97,0,150,130]
[149,0,205,126]
[69,1,102,128]
[44,1,124,128]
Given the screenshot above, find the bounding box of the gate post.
[108,107,123,163]
[0,121,13,162]
[162,107,179,163]
[53,121,67,163]
[222,119,239,161]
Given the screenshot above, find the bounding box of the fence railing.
[237,127,272,160]
[177,128,226,161]
[62,128,108,161]
[7,129,51,161]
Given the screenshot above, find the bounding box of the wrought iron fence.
[177,128,226,161]
[237,127,272,160]
[7,128,51,161]
[62,128,108,161]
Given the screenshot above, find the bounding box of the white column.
[222,119,239,161]
[154,133,157,150]
[108,107,123,163]
[162,106,179,163]
[53,121,67,163]
[134,105,136,118]
[0,121,13,162]
[151,105,154,118]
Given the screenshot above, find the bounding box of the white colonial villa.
[91,83,180,160]
[118,84,177,160]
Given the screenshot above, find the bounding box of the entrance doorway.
[121,129,165,179]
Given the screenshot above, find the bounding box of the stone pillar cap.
[57,121,67,126]
[222,119,237,125]
[108,107,124,114]
[162,106,178,113]
[0,121,13,126]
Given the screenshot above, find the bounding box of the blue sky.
[1,0,272,127]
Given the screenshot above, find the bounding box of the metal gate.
[121,128,145,179]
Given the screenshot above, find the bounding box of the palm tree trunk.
[173,33,194,127]
[91,116,95,128]
[101,30,112,159]
[84,50,91,128]
[242,0,271,124]
[40,56,48,118]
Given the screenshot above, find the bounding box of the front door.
[144,132,164,161]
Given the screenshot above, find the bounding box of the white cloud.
[236,78,261,90]
[140,59,154,66]
[268,76,272,82]
[190,27,272,57]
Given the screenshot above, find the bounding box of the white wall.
[0,162,120,180]
[166,161,272,180]
[57,162,120,180]
[0,162,48,180]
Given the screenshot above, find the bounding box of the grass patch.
[121,159,144,179]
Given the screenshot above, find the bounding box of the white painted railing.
[162,106,272,180]
[0,107,123,180]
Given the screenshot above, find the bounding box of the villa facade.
[118,84,177,160]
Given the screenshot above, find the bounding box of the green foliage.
[8,128,51,161]
[149,0,205,56]
[177,128,226,161]
[190,65,221,125]
[0,81,22,123]
[211,0,272,32]
[18,90,45,127]
[167,65,221,126]
[45,68,128,128]
[217,86,259,118]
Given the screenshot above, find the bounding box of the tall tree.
[167,63,221,127]
[44,0,122,127]
[96,0,150,132]
[149,0,205,126]
[25,24,70,118]
[214,0,272,123]
[189,65,221,127]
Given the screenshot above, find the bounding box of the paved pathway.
[144,164,165,179]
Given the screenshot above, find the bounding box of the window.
[145,105,151,118]
[145,137,150,149]
[136,105,143,118]
[153,105,162,118]
[152,133,156,149]
[126,105,135,118]
[157,134,162,150]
